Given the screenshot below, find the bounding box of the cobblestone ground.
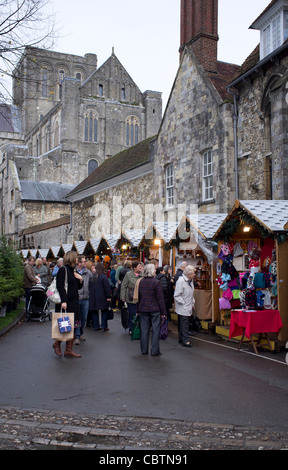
[0,406,288,450]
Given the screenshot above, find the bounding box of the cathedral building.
[0,46,162,247]
[1,0,288,250]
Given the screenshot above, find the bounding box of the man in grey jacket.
[75,256,92,343]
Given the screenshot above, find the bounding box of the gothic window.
[76,72,82,81]
[84,111,98,143]
[121,87,126,100]
[88,159,98,175]
[126,116,139,147]
[42,68,48,98]
[99,84,103,96]
[58,69,65,100]
[202,150,213,201]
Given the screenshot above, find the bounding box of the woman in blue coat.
[89,262,111,331]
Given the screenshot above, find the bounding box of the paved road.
[0,311,288,450]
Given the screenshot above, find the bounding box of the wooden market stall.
[170,214,227,322]
[212,200,288,350]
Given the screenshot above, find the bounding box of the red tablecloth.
[229,309,283,340]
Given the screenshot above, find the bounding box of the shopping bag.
[159,316,168,340]
[130,315,141,341]
[52,312,74,341]
[121,303,129,330]
[46,267,67,304]
[46,278,61,304]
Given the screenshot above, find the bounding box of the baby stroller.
[26,284,52,322]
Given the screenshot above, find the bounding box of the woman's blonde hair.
[35,258,42,266]
[63,251,77,267]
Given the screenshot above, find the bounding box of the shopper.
[136,263,166,356]
[120,260,143,334]
[53,251,83,358]
[174,265,196,347]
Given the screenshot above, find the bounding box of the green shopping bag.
[130,315,141,341]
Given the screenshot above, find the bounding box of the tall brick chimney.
[180,0,219,73]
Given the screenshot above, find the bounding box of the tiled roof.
[208,61,241,101]
[67,136,156,197]
[230,44,260,82]
[214,200,288,239]
[239,200,288,232]
[188,213,228,239]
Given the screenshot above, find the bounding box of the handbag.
[47,267,67,304]
[130,315,141,341]
[159,316,168,340]
[51,311,74,341]
[189,315,202,332]
[106,305,114,320]
[219,297,231,310]
[121,303,129,329]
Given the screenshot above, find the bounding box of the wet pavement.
[1,310,288,451]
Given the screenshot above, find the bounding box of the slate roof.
[67,136,156,197]
[20,181,76,202]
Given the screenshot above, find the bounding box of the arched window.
[88,159,98,175]
[76,72,82,81]
[84,111,98,143]
[42,68,48,98]
[58,69,65,100]
[126,116,139,147]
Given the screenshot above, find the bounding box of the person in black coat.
[156,267,170,321]
[53,251,83,358]
[89,262,111,331]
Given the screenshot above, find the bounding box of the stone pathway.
[0,406,288,450]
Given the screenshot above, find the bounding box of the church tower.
[180,0,219,73]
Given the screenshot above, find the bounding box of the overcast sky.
[50,0,269,109]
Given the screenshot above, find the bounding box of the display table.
[229,309,283,354]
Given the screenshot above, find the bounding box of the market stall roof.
[213,200,288,240]
[187,213,227,240]
[101,234,121,251]
[153,221,179,243]
[122,228,146,247]
[73,240,88,255]
[38,248,49,258]
[48,246,61,258]
[20,249,30,259]
[89,239,101,252]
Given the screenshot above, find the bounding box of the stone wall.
[236,54,288,201]
[71,172,153,241]
[153,50,236,216]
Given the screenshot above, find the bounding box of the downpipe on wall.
[228,87,239,200]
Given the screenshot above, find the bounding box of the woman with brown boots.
[52,251,83,358]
